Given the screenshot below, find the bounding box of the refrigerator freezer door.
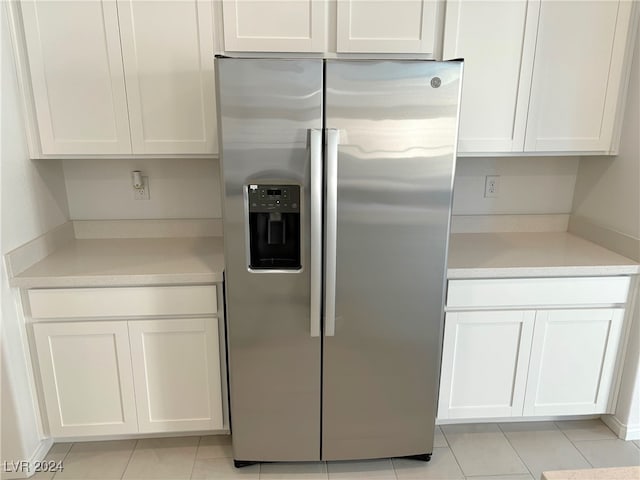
[216,58,323,461]
[323,60,462,460]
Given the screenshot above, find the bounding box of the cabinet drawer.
[28,285,217,319]
[447,277,630,309]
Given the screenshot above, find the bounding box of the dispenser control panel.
[248,184,300,213]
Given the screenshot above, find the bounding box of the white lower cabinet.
[34,317,223,437]
[438,311,535,420]
[523,308,625,416]
[33,321,138,437]
[439,277,630,421]
[129,318,223,432]
[30,285,223,438]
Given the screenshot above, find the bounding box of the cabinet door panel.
[128,318,223,432]
[117,0,217,154]
[33,321,137,436]
[438,311,535,419]
[524,309,625,416]
[222,0,326,52]
[524,0,634,152]
[20,0,131,154]
[443,0,539,152]
[336,0,439,54]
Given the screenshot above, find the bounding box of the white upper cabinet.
[445,0,637,155]
[336,1,440,54]
[524,1,635,153]
[118,0,217,154]
[222,0,326,52]
[18,0,217,156]
[20,1,132,155]
[221,0,440,54]
[443,0,538,153]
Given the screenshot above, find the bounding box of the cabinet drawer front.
[447,277,630,308]
[29,285,217,319]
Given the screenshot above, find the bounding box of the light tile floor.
[32,420,639,480]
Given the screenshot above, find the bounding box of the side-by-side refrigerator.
[216,58,463,464]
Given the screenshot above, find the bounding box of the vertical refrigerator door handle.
[309,129,322,338]
[324,129,339,337]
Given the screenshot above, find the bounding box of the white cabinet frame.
[33,321,138,437]
[438,311,535,419]
[523,308,625,416]
[336,0,440,54]
[222,0,327,52]
[128,318,223,433]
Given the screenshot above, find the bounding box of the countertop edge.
[10,272,224,289]
[447,264,640,279]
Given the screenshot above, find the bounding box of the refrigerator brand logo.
[430,77,441,88]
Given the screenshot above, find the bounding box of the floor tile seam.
[496,423,534,478]
[119,439,138,480]
[441,443,466,479]
[555,425,595,468]
[188,436,203,480]
[51,443,74,479]
[390,455,399,480]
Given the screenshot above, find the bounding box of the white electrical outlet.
[484,175,500,198]
[133,176,150,200]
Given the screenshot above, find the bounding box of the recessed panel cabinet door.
[524,0,634,152]
[443,0,539,153]
[524,308,625,416]
[336,0,439,54]
[222,0,326,52]
[128,318,223,433]
[33,321,138,437]
[117,0,217,154]
[438,311,535,419]
[20,1,131,155]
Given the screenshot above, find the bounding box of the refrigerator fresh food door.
[323,60,462,460]
[216,58,323,462]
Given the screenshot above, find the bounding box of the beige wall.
[571,35,640,259]
[1,4,69,472]
[453,156,579,215]
[63,157,221,220]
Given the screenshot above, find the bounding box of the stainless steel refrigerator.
[216,58,462,465]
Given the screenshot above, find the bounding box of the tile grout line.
[553,421,596,468]
[51,442,74,480]
[188,436,203,480]
[497,422,535,479]
[440,426,469,479]
[119,439,138,480]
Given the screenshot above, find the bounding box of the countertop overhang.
[10,236,225,288]
[448,232,640,278]
[9,231,639,289]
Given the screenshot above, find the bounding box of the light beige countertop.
[10,230,639,289]
[11,237,225,288]
[448,232,640,279]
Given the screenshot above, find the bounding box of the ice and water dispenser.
[247,184,301,270]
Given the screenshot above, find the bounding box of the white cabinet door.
[524,308,625,416]
[222,0,326,52]
[20,0,131,155]
[524,0,634,152]
[128,318,223,433]
[443,0,538,153]
[33,321,138,437]
[336,0,439,54]
[117,0,217,154]
[438,311,535,419]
